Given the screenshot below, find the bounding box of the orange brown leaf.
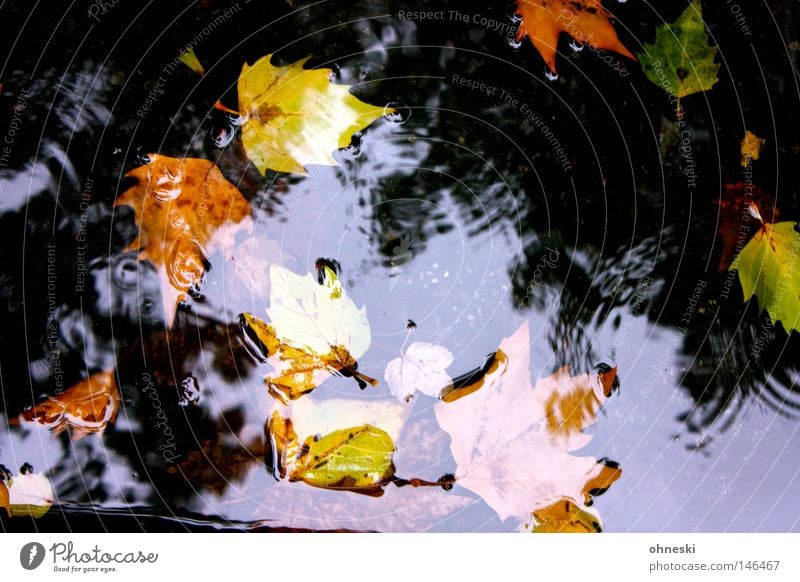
[515,0,635,73]
[21,371,120,437]
[115,154,252,324]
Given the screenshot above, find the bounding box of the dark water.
[1,0,799,532]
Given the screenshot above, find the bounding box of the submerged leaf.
[385,341,453,402]
[115,154,252,324]
[740,131,766,167]
[638,0,719,101]
[179,47,205,75]
[514,0,635,73]
[731,220,800,334]
[434,322,621,528]
[235,54,390,174]
[20,371,120,436]
[242,263,375,400]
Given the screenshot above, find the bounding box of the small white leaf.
[385,342,453,402]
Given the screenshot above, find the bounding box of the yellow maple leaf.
[235,54,390,175]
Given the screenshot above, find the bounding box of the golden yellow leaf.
[740,130,766,167]
[532,499,602,533]
[20,371,120,437]
[115,154,252,324]
[236,54,390,175]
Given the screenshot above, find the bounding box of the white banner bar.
[1,533,798,581]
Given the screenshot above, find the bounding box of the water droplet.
[211,124,235,148]
[384,102,411,124]
[178,376,200,407]
[544,69,559,81]
[506,36,523,50]
[328,63,341,81]
[569,40,584,52]
[358,67,371,82]
[344,133,363,158]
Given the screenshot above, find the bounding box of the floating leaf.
[267,398,406,495]
[115,154,252,324]
[731,219,800,334]
[179,46,205,75]
[740,130,766,167]
[531,499,602,533]
[638,0,719,101]
[715,183,777,271]
[3,467,55,518]
[20,370,120,436]
[514,0,635,73]
[234,54,390,174]
[242,262,375,400]
[434,322,621,528]
[385,341,453,402]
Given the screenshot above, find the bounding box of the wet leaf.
[531,499,602,533]
[637,0,719,102]
[267,398,406,495]
[434,322,621,528]
[242,262,375,400]
[0,481,9,517]
[514,0,635,74]
[5,469,55,518]
[740,130,766,167]
[385,341,453,402]
[715,183,777,272]
[731,219,800,334]
[234,54,390,174]
[20,371,120,436]
[115,154,252,325]
[179,47,205,75]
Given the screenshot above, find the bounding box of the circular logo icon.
[20,542,46,570]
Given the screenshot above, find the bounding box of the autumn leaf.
[715,182,777,272]
[531,498,602,533]
[514,0,635,74]
[434,321,621,529]
[115,154,252,324]
[266,397,407,495]
[637,0,719,102]
[241,262,376,401]
[179,46,205,76]
[385,340,453,402]
[232,54,390,175]
[731,217,800,334]
[740,130,766,167]
[20,370,120,436]
[1,466,55,518]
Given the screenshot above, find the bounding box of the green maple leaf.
[731,221,800,335]
[638,0,720,101]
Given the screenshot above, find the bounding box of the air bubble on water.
[358,67,371,82]
[344,133,363,158]
[211,124,235,148]
[569,40,584,52]
[506,36,523,50]
[384,101,411,124]
[178,376,200,407]
[328,63,341,81]
[544,69,559,81]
